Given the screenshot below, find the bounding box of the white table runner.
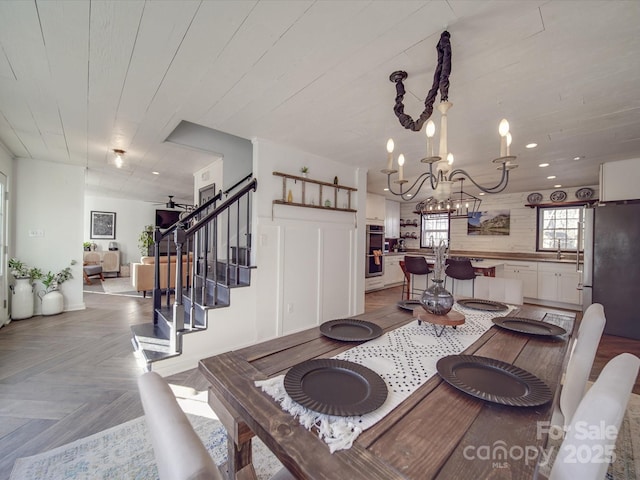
[255,303,514,452]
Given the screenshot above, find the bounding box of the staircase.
[131,178,257,370]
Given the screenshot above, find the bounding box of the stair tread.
[141,349,181,364]
[131,323,170,342]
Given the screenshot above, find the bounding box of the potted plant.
[37,260,76,316]
[138,225,155,256]
[8,258,43,320]
[300,166,309,178]
[83,241,92,251]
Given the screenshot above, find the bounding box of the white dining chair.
[138,371,223,480]
[549,352,640,480]
[474,276,523,305]
[138,372,295,480]
[558,303,606,428]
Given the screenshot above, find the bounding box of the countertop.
[385,250,579,264]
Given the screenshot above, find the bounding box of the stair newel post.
[235,199,241,283]
[152,227,162,324]
[212,214,217,306]
[172,226,185,348]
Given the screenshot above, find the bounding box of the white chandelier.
[382,31,518,213]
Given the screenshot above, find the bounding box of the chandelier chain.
[390,31,451,132]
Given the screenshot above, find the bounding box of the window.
[420,213,449,248]
[537,206,585,251]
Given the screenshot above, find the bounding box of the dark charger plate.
[396,299,421,311]
[492,316,567,336]
[457,298,509,312]
[284,359,388,416]
[320,319,383,342]
[436,355,552,407]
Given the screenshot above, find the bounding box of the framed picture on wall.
[467,210,510,236]
[90,211,116,239]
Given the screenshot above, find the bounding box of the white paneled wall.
[254,138,366,338]
[400,185,598,253]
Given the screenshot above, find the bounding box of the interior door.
[198,184,217,276]
[0,173,7,325]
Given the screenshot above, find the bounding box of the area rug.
[9,413,284,480]
[83,277,143,297]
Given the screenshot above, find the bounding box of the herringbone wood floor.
[0,285,637,479]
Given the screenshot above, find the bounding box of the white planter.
[10,278,34,320]
[38,290,64,316]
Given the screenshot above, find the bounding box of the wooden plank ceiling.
[0,0,638,204]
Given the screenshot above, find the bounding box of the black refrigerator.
[582,202,640,339]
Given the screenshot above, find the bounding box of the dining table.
[199,301,576,480]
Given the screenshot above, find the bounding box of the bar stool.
[444,258,476,296]
[402,256,431,300]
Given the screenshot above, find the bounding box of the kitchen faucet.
[557,240,563,259]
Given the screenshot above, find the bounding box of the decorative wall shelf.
[525,199,599,208]
[272,171,357,213]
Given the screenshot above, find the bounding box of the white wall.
[0,143,14,324]
[193,159,222,202]
[399,185,599,253]
[14,158,85,313]
[84,195,157,264]
[451,185,599,253]
[253,138,366,337]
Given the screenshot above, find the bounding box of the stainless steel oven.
[366,225,385,277]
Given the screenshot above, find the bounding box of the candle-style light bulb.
[426,120,436,157]
[506,132,512,156]
[499,119,510,157]
[386,138,394,170]
[447,153,454,165]
[398,153,405,181]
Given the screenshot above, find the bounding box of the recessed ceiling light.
[406,193,412,197]
[526,143,538,149]
[554,184,562,188]
[573,156,582,161]
[152,171,160,175]
[547,175,556,179]
[479,192,485,196]
[539,163,549,167]
[383,187,389,191]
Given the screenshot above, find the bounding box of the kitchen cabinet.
[365,275,385,292]
[503,261,538,299]
[384,200,400,238]
[383,255,404,286]
[366,193,385,223]
[599,158,640,202]
[537,262,581,306]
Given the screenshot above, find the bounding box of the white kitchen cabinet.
[366,193,386,223]
[502,261,538,299]
[365,275,385,292]
[599,158,640,202]
[537,262,581,306]
[384,199,400,238]
[383,255,404,286]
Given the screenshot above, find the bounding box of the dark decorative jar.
[420,279,454,315]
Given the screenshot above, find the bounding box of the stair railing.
[150,178,257,350]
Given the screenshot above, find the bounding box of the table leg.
[228,436,254,480]
[208,387,257,480]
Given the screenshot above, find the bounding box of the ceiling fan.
[157,195,193,211]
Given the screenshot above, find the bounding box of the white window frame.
[420,213,450,248]
[537,205,585,252]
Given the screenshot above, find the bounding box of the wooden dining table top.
[199,302,576,480]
